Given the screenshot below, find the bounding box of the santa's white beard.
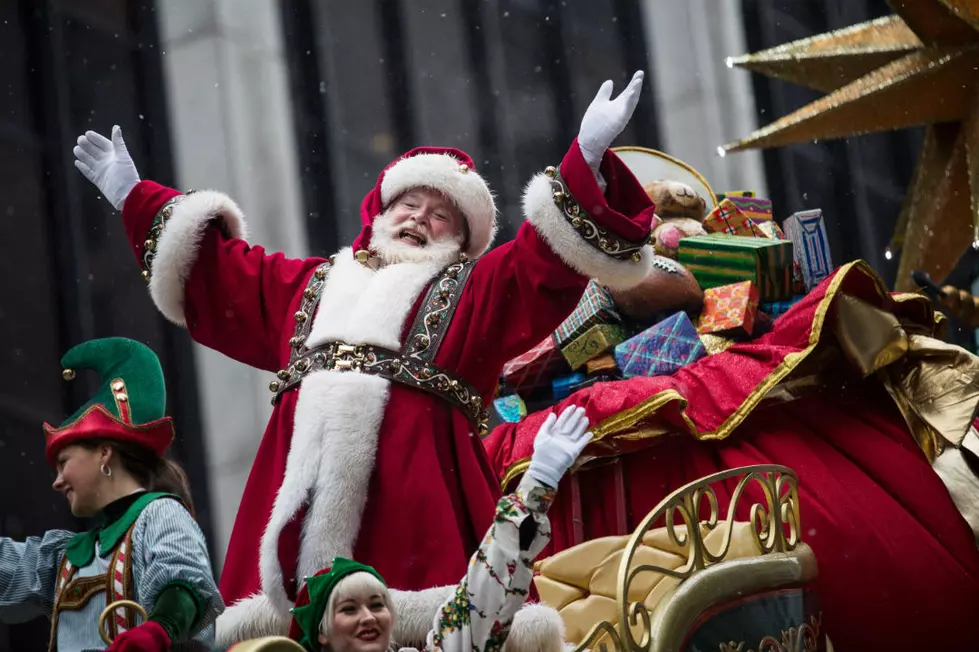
[370,210,463,267]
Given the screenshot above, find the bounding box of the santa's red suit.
[119,142,656,640]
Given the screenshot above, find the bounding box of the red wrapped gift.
[501,335,569,392]
[703,198,766,238]
[697,281,760,338]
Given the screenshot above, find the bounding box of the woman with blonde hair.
[288,406,592,652]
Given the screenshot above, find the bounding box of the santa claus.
[72,72,657,644]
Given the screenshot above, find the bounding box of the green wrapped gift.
[677,234,792,301]
[560,323,630,371]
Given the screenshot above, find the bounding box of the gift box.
[755,220,786,240]
[716,190,755,201]
[561,323,630,371]
[677,234,793,301]
[614,312,707,377]
[493,394,527,423]
[761,295,805,318]
[728,196,773,222]
[700,333,735,355]
[783,209,833,291]
[697,281,760,338]
[501,335,568,392]
[552,373,587,400]
[703,198,766,238]
[566,374,618,394]
[585,353,619,376]
[553,280,622,347]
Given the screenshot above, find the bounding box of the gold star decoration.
[722,0,979,291]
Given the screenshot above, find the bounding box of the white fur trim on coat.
[390,585,455,646]
[507,603,566,652]
[148,190,249,325]
[215,593,290,646]
[523,173,652,290]
[258,249,448,619]
[381,153,498,258]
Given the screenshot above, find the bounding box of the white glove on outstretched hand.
[73,125,141,211]
[527,406,594,489]
[577,71,645,178]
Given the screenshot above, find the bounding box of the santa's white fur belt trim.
[381,152,497,258]
[523,173,652,290]
[147,190,249,325]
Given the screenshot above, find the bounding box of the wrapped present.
[716,190,755,201]
[585,353,619,376]
[700,333,735,355]
[783,209,833,291]
[501,335,568,392]
[614,312,707,378]
[552,373,587,400]
[553,280,622,347]
[761,295,805,318]
[493,394,527,423]
[703,199,766,238]
[755,220,786,240]
[678,234,793,301]
[566,374,618,394]
[697,281,760,338]
[561,324,630,371]
[728,196,773,222]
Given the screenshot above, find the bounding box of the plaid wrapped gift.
[697,281,760,337]
[783,209,833,291]
[761,295,805,318]
[585,353,619,376]
[703,199,766,238]
[561,323,630,371]
[728,196,773,222]
[678,234,793,301]
[501,335,568,392]
[552,373,587,400]
[614,312,706,377]
[553,280,622,347]
[493,394,527,423]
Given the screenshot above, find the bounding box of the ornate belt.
[271,340,487,432]
[269,258,489,434]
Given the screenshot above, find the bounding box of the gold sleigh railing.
[561,464,822,652]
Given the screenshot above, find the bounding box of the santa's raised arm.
[73,71,657,646]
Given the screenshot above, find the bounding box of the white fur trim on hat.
[380,153,498,258]
[523,172,652,290]
[148,190,249,326]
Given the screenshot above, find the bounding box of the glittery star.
[722,1,979,290]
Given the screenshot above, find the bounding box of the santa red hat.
[354,147,497,259]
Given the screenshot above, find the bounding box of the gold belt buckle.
[334,343,365,371]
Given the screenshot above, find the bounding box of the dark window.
[0,3,209,650]
[281,0,659,254]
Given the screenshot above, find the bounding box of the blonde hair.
[319,571,397,644]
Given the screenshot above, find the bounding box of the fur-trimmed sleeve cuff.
[122,181,249,325]
[522,140,656,290]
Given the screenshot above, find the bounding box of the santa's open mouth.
[398,230,427,247]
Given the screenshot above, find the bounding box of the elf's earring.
[100,463,112,477]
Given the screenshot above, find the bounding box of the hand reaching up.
[577,71,645,177]
[73,125,141,210]
[527,405,594,488]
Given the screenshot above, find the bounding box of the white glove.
[527,406,594,488]
[73,125,141,211]
[577,71,645,180]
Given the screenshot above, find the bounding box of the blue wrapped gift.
[552,373,587,400]
[614,312,707,377]
[493,394,527,423]
[760,295,805,318]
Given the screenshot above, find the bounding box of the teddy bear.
[644,179,708,259]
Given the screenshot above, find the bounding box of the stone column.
[639,0,769,196]
[155,0,309,568]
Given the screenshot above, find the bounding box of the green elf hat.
[42,337,174,466]
[289,558,387,651]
